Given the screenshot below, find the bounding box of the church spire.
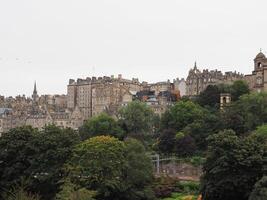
[32,81,38,103]
[33,81,37,94]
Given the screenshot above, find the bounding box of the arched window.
[223,97,227,104]
[258,62,262,68]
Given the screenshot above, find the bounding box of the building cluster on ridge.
[0,52,266,134]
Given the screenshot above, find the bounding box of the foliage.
[221,92,267,134]
[0,125,80,199]
[55,179,96,200]
[160,101,205,131]
[0,126,37,190]
[68,136,126,200]
[196,85,220,108]
[249,176,267,200]
[118,101,155,137]
[119,138,155,200]
[157,129,176,154]
[79,113,124,140]
[162,192,198,200]
[174,134,196,157]
[176,181,199,195]
[29,125,80,199]
[2,181,40,200]
[201,130,265,200]
[230,80,250,101]
[254,124,267,141]
[153,177,180,198]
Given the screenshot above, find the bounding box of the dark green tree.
[230,80,250,101]
[174,133,196,157]
[67,136,126,200]
[196,85,220,108]
[157,129,176,154]
[119,139,154,200]
[0,126,37,190]
[79,113,124,140]
[160,101,205,131]
[118,101,155,137]
[221,92,267,134]
[0,125,80,200]
[30,125,80,199]
[201,130,264,200]
[249,176,267,200]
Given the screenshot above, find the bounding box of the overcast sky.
[1,0,267,96]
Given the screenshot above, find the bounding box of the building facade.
[245,52,267,93]
[186,62,244,96]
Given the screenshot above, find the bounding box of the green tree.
[230,80,250,101]
[79,113,124,140]
[119,139,155,200]
[118,101,155,137]
[0,126,37,190]
[30,125,80,199]
[174,133,196,157]
[0,125,80,200]
[222,92,267,134]
[55,179,96,200]
[196,85,220,108]
[68,136,126,200]
[201,130,264,200]
[160,101,205,131]
[249,176,267,200]
[157,129,176,154]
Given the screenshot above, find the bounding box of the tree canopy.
[79,113,124,140]
[201,130,265,200]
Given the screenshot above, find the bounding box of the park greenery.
[1,80,267,199]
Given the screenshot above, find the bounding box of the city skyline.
[1,0,267,96]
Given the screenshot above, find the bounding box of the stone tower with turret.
[245,51,267,93]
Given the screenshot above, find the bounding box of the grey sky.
[1,0,266,96]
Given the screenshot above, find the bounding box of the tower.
[220,93,231,110]
[32,81,38,103]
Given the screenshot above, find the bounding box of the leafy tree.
[196,85,220,108]
[157,129,176,154]
[67,136,126,200]
[249,176,267,200]
[201,130,264,200]
[118,101,155,137]
[230,80,250,101]
[160,101,205,131]
[0,125,80,200]
[30,125,80,199]
[3,186,41,200]
[55,179,96,200]
[182,110,222,151]
[119,139,155,200]
[221,92,267,134]
[79,113,124,140]
[0,126,37,190]
[174,133,196,157]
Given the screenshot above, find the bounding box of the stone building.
[186,62,243,96]
[245,51,267,93]
[67,75,143,120]
[173,78,186,96]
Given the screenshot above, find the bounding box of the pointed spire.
[194,61,197,68]
[33,81,37,94]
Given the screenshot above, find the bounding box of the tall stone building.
[67,75,143,119]
[186,62,244,96]
[245,51,267,92]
